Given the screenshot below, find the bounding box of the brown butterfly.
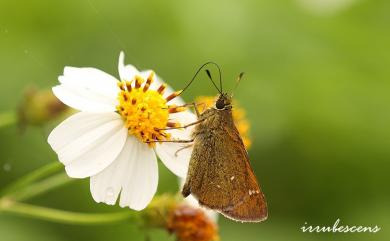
[182,92,268,222]
[151,63,268,222]
[178,65,267,222]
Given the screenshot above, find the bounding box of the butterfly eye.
[216,98,225,109]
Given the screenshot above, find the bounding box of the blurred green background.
[1,0,389,240]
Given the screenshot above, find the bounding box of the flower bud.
[18,87,69,127]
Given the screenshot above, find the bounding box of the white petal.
[53,85,116,113]
[119,140,158,210]
[56,67,119,112]
[48,112,117,153]
[155,111,197,177]
[48,112,128,178]
[155,140,192,178]
[118,51,139,81]
[90,137,137,205]
[60,67,119,97]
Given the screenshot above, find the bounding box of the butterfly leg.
[145,138,194,144]
[157,118,206,131]
[190,102,203,117]
[166,102,204,117]
[182,102,202,117]
[174,144,193,157]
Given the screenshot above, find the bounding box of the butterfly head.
[215,93,232,110]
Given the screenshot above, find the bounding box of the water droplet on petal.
[105,187,115,202]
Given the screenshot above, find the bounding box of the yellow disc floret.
[117,72,183,147]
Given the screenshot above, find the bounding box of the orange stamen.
[167,122,181,128]
[135,76,142,88]
[126,80,132,92]
[157,84,167,95]
[117,81,125,91]
[168,105,186,113]
[166,90,182,102]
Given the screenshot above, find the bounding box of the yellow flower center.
[117,72,184,147]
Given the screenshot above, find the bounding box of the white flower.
[48,52,196,210]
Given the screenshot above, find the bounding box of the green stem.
[0,162,63,197]
[0,163,138,226]
[7,173,73,201]
[0,111,17,128]
[0,201,138,225]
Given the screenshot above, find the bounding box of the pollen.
[116,72,184,147]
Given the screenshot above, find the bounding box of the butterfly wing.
[182,109,268,222]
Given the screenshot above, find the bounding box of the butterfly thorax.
[193,107,234,138]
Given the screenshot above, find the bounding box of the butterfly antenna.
[180,61,223,95]
[205,69,222,94]
[231,72,244,98]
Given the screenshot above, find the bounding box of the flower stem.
[0,200,138,225]
[0,162,63,197]
[7,173,72,201]
[0,162,138,226]
[0,111,17,128]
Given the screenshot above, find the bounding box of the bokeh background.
[1,0,389,240]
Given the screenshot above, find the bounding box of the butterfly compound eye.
[216,98,225,109]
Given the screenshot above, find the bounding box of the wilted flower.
[167,205,219,241]
[48,52,196,210]
[140,194,219,241]
[195,96,252,149]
